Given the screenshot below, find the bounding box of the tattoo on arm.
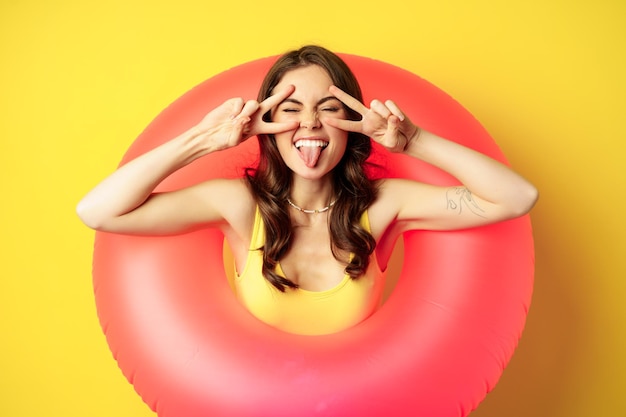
[446,187,486,218]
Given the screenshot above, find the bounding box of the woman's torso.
[221,178,401,277]
[226,192,389,335]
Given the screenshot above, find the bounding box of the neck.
[289,177,335,209]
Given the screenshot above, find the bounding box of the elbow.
[75,200,104,230]
[511,183,539,218]
[523,183,540,214]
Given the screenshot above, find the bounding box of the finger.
[238,99,260,118]
[384,99,406,122]
[387,115,400,135]
[370,99,392,119]
[386,115,406,150]
[227,97,245,119]
[324,117,363,133]
[231,116,250,141]
[329,85,368,115]
[259,84,296,113]
[261,121,299,135]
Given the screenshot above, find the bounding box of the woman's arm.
[327,85,538,231]
[76,87,297,234]
[380,129,538,230]
[76,128,234,234]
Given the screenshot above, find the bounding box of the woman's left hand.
[326,85,420,153]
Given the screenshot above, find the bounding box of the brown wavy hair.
[245,45,378,292]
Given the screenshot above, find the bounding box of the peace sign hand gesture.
[326,85,420,153]
[194,85,298,152]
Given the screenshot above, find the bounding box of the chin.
[292,168,333,181]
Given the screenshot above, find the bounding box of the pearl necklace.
[287,198,336,214]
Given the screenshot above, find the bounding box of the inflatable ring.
[93,54,534,417]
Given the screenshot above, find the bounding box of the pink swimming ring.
[93,54,534,417]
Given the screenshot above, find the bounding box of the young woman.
[77,45,538,335]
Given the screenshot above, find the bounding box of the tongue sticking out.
[298,145,323,168]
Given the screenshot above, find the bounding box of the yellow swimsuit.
[234,207,386,335]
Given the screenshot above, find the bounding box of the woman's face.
[271,65,349,181]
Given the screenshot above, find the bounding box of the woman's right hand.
[76,85,299,234]
[194,85,298,151]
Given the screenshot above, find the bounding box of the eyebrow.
[280,96,341,106]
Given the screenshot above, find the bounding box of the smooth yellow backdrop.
[1,1,624,416]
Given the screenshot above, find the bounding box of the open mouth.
[294,139,329,168]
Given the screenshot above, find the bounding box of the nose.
[300,111,321,129]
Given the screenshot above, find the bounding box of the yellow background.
[1,0,624,416]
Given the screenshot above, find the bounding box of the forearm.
[76,127,209,229]
[404,129,538,216]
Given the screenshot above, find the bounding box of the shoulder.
[367,179,405,240]
[194,178,257,249]
[195,177,253,199]
[367,178,433,238]
[196,177,255,220]
[371,178,429,211]
[178,178,255,233]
